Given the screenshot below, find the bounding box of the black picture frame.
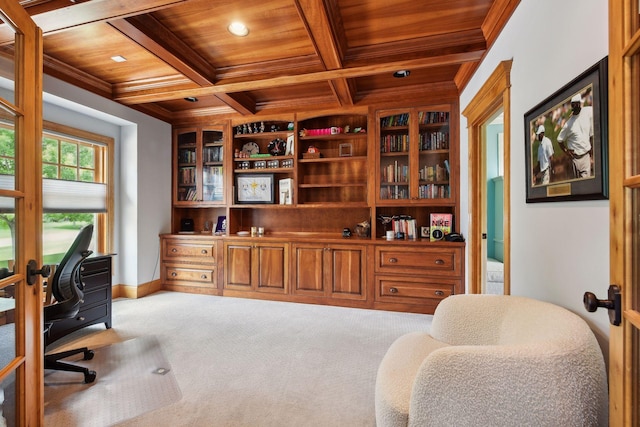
[524,57,608,203]
[235,174,275,204]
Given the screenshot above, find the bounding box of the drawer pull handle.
[171,248,178,253]
[77,316,85,321]
[201,249,208,254]
[388,258,398,263]
[389,287,398,293]
[201,274,208,279]
[434,290,445,296]
[435,259,445,265]
[171,272,177,277]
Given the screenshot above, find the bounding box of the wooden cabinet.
[231,119,295,206]
[224,239,289,294]
[291,242,366,301]
[297,114,368,206]
[373,244,464,313]
[164,103,464,314]
[374,105,459,240]
[160,235,220,294]
[48,255,112,343]
[174,126,226,206]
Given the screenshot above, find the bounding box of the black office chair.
[43,224,97,383]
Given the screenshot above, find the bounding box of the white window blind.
[0,175,107,212]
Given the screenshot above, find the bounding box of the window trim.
[42,120,114,254]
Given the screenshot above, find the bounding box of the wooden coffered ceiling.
[7,0,519,125]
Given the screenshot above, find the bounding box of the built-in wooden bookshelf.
[166,104,463,314]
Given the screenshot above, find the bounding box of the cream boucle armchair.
[375,294,608,427]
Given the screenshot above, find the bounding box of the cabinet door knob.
[171,248,178,253]
[434,290,444,296]
[388,258,398,263]
[435,259,445,265]
[171,272,177,277]
[201,274,208,279]
[389,287,398,293]
[201,249,208,254]
[77,316,85,321]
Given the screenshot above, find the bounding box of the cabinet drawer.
[51,303,109,334]
[82,285,110,307]
[163,240,217,261]
[81,271,109,290]
[375,246,462,277]
[80,257,110,275]
[376,276,458,304]
[164,265,216,286]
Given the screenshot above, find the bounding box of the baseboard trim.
[113,279,162,299]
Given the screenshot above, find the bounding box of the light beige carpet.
[44,335,181,427]
[43,291,432,426]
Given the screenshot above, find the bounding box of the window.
[0,121,113,267]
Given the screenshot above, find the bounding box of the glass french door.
[609,1,640,425]
[0,2,44,426]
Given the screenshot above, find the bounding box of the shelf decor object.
[236,173,275,204]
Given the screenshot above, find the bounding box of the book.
[429,213,453,241]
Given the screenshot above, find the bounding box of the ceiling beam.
[295,0,354,106]
[109,15,215,86]
[214,92,256,116]
[115,50,485,105]
[0,0,189,44]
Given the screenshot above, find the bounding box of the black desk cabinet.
[48,255,112,343]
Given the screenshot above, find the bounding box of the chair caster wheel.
[83,350,94,360]
[84,370,97,383]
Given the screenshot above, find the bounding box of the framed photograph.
[215,215,227,234]
[339,143,353,157]
[235,174,275,204]
[524,57,608,203]
[420,226,430,238]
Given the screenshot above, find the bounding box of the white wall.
[460,0,611,348]
[42,76,172,288]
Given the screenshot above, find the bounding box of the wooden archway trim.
[462,60,512,294]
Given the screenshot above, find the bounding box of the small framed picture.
[339,143,353,157]
[236,174,275,204]
[215,215,227,233]
[420,226,430,238]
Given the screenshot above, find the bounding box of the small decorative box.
[254,160,267,169]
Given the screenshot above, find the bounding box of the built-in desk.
[47,254,113,344]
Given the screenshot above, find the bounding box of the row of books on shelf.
[178,149,196,164]
[380,114,410,127]
[380,134,409,153]
[204,145,223,162]
[202,187,223,201]
[390,216,419,240]
[418,184,450,199]
[179,167,196,185]
[380,186,409,200]
[178,188,198,201]
[419,163,449,182]
[419,131,449,150]
[418,111,449,124]
[381,161,408,183]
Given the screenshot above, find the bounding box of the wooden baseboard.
[112,279,162,299]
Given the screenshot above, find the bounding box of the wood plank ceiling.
[6,0,519,125]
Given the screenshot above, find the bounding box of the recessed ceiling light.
[393,70,410,78]
[228,21,249,37]
[110,55,127,63]
[184,97,198,103]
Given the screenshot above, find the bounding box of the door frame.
[462,60,512,294]
[0,2,44,425]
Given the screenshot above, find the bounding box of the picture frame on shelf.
[215,215,227,234]
[235,174,275,204]
[339,143,353,157]
[524,57,608,203]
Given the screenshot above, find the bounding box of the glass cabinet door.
[417,110,450,199]
[379,112,410,200]
[175,130,197,202]
[202,130,224,202]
